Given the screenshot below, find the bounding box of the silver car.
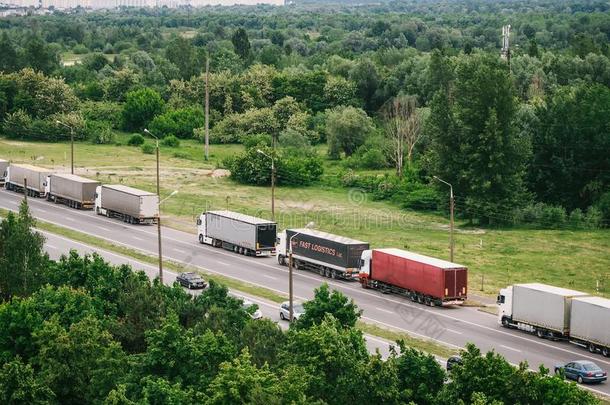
[279,301,305,321]
[242,300,263,320]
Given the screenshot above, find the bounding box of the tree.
[33,316,127,404]
[165,36,203,80]
[239,319,285,368]
[0,357,54,404]
[21,34,59,75]
[148,107,204,139]
[141,312,236,388]
[295,284,361,330]
[382,94,423,176]
[206,350,283,404]
[0,200,47,301]
[231,28,251,62]
[0,32,18,73]
[393,344,445,404]
[528,83,610,211]
[326,106,374,159]
[348,59,380,112]
[428,54,530,224]
[281,315,369,404]
[121,88,165,131]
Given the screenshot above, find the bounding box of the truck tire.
[324,269,331,278]
[501,317,510,327]
[536,329,545,339]
[319,268,324,277]
[331,270,337,279]
[602,347,609,357]
[278,255,285,266]
[588,343,596,353]
[199,234,204,244]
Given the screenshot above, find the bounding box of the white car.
[242,300,263,320]
[279,301,305,321]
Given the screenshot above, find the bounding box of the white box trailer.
[197,210,276,257]
[0,159,8,186]
[5,163,52,197]
[95,184,158,224]
[48,174,100,209]
[497,283,589,337]
[570,296,610,356]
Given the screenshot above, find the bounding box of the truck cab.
[197,213,214,245]
[276,230,287,262]
[94,185,104,215]
[358,249,373,278]
[497,286,513,326]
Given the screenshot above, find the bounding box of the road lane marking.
[132,236,145,242]
[65,216,76,221]
[446,329,463,335]
[37,208,48,213]
[173,248,187,254]
[263,274,277,280]
[375,307,394,314]
[98,226,112,232]
[216,261,229,266]
[500,345,522,353]
[46,244,57,250]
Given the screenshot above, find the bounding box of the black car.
[446,355,463,371]
[176,272,207,289]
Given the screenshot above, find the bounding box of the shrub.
[87,120,115,144]
[148,107,204,139]
[242,134,272,149]
[141,143,155,154]
[80,101,122,129]
[173,151,190,159]
[2,109,32,139]
[72,44,89,54]
[400,186,440,211]
[128,134,145,146]
[161,135,180,147]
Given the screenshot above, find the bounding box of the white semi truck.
[5,163,52,198]
[95,184,159,224]
[197,210,277,257]
[498,283,610,356]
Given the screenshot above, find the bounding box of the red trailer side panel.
[371,249,467,300]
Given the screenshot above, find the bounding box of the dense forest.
[0,0,609,226]
[0,201,600,403]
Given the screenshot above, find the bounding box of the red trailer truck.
[359,248,468,306]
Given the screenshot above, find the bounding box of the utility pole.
[287,222,315,321]
[257,149,275,221]
[144,128,164,284]
[23,177,27,203]
[501,24,511,72]
[56,120,74,174]
[433,176,454,262]
[204,56,210,161]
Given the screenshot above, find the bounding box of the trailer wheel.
[278,255,285,265]
[324,269,331,278]
[331,270,337,279]
[588,343,596,353]
[536,329,545,339]
[199,234,204,244]
[319,268,325,277]
[602,347,609,357]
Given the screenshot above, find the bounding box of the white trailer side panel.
[205,212,257,249]
[101,185,158,218]
[512,283,589,333]
[570,296,610,347]
[9,164,51,192]
[50,174,100,203]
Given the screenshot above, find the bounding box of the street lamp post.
[433,176,454,262]
[256,149,275,222]
[56,120,74,174]
[288,222,315,321]
[144,128,164,283]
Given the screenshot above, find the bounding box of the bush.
[148,107,204,139]
[128,134,145,146]
[141,143,155,154]
[242,134,272,149]
[72,44,89,54]
[400,186,440,211]
[87,121,115,144]
[277,156,324,186]
[161,135,180,147]
[80,101,122,129]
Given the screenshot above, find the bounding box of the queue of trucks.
[498,283,610,357]
[3,162,159,223]
[2,161,607,358]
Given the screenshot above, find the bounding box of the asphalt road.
[1,189,608,396]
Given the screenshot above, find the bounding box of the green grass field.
[1,136,608,298]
